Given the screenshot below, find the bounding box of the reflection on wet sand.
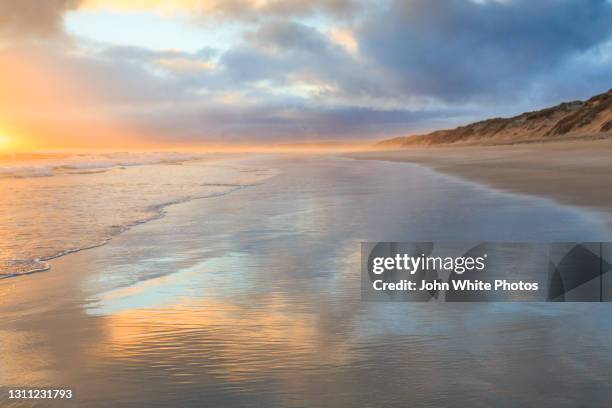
[95,296,335,381]
[2,155,612,407]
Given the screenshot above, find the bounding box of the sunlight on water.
[0,153,275,278]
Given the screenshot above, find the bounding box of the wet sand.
[350,138,612,214]
[2,155,612,407]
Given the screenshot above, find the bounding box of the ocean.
[0,153,274,278]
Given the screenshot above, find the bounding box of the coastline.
[3,154,612,407]
[349,138,612,216]
[0,154,265,280]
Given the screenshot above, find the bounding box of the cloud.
[126,102,449,144]
[0,0,81,38]
[219,20,394,105]
[357,0,612,102]
[328,28,358,55]
[80,0,361,21]
[2,0,612,146]
[220,21,346,83]
[215,0,612,121]
[0,37,448,146]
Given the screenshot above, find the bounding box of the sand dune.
[378,89,612,148]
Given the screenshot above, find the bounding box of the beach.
[1,154,612,407]
[350,138,612,216]
[2,1,611,405]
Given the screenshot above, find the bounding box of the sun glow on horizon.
[0,126,45,152]
[0,132,17,151]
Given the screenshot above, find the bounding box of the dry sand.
[350,138,612,215]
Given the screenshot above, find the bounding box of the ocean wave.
[0,181,256,280]
[0,152,203,180]
[0,259,50,279]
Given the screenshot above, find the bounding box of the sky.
[0,0,611,150]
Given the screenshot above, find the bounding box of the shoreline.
[0,182,253,281]
[2,154,612,407]
[0,155,264,280]
[349,138,612,217]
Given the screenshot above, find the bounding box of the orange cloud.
[157,57,216,72]
[79,0,358,20]
[81,0,208,11]
[0,0,81,38]
[329,28,358,55]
